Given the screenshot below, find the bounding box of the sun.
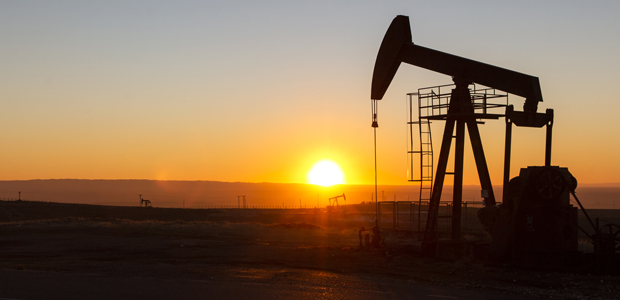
[307,159,345,187]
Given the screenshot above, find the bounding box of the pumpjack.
[327,193,346,213]
[139,194,152,208]
[329,193,346,208]
[371,15,581,259]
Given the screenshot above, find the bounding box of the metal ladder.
[407,93,433,196]
[407,93,434,237]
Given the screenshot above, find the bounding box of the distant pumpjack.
[328,193,346,211]
[371,15,555,254]
[139,194,152,208]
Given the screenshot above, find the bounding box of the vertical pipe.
[545,109,554,167]
[452,120,465,240]
[503,105,513,202]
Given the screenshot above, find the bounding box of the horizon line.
[0,178,619,187]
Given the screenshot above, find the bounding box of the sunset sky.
[1,1,619,186]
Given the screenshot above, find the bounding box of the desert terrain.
[0,200,619,299]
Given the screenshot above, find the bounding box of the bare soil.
[0,200,619,299]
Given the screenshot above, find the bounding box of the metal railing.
[417,83,509,119]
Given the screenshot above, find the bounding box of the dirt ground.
[0,201,619,299]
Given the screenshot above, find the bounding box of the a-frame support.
[422,79,496,253]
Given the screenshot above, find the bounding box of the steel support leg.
[466,120,496,206]
[423,117,456,245]
[452,120,465,240]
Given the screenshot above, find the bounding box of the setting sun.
[307,160,345,187]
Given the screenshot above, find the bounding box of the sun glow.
[307,160,345,187]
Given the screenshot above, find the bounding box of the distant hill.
[0,179,617,209]
[0,179,422,208]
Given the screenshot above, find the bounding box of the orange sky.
[0,1,619,186]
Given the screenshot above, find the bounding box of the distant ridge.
[0,179,461,208]
[0,179,617,209]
